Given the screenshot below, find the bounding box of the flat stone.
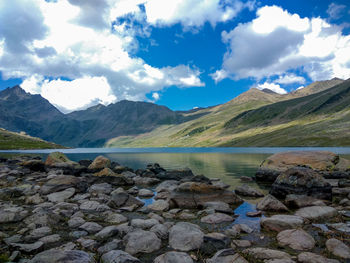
[0,206,28,223]
[130,218,159,229]
[203,201,233,214]
[97,239,123,254]
[47,187,75,203]
[39,234,61,243]
[150,224,169,239]
[147,200,169,212]
[277,229,315,251]
[326,238,350,259]
[261,215,304,232]
[101,250,140,263]
[68,217,86,228]
[201,213,234,224]
[285,194,326,208]
[123,229,161,255]
[27,227,52,239]
[80,200,110,212]
[327,222,350,233]
[169,222,204,251]
[243,248,292,261]
[295,206,338,221]
[138,189,154,197]
[95,226,120,240]
[79,222,103,234]
[154,251,193,263]
[235,184,264,197]
[30,249,96,263]
[89,183,113,194]
[105,212,128,224]
[11,241,44,253]
[201,232,231,255]
[207,248,248,263]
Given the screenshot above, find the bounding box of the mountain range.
[0,77,348,148]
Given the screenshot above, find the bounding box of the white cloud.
[297,85,305,90]
[21,75,117,113]
[152,92,160,101]
[0,0,204,112]
[275,74,306,84]
[144,0,255,28]
[327,3,347,20]
[215,5,350,82]
[256,82,287,94]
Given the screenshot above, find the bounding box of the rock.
[201,232,231,255]
[97,239,123,254]
[89,183,113,194]
[201,213,234,224]
[0,206,28,223]
[261,215,304,232]
[246,211,262,217]
[203,201,233,214]
[297,252,340,263]
[94,168,134,186]
[207,249,248,263]
[150,224,169,239]
[20,160,45,171]
[326,238,350,259]
[80,200,110,212]
[256,151,350,182]
[41,175,85,195]
[138,189,154,197]
[235,184,264,197]
[156,168,194,181]
[79,222,103,234]
[133,176,160,185]
[147,200,169,212]
[242,248,292,261]
[105,212,128,224]
[130,218,159,229]
[295,206,338,221]
[25,194,44,205]
[277,229,315,250]
[169,222,204,251]
[47,187,75,203]
[95,226,120,240]
[285,194,326,208]
[77,238,98,250]
[68,217,86,228]
[154,251,194,263]
[256,194,288,212]
[11,241,44,253]
[39,234,61,243]
[30,249,96,263]
[101,250,140,263]
[45,152,78,167]
[170,182,242,209]
[108,192,144,209]
[327,222,350,233]
[123,229,161,255]
[270,167,332,200]
[231,239,251,248]
[332,187,350,196]
[88,155,111,170]
[155,180,180,193]
[225,224,253,237]
[27,226,52,240]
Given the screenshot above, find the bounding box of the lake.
[1,147,350,194]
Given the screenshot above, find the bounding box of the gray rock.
[40,175,84,195]
[27,227,52,240]
[147,200,169,212]
[256,194,288,212]
[201,232,231,255]
[231,240,252,248]
[95,226,120,240]
[97,239,123,254]
[79,222,103,234]
[243,248,291,261]
[108,192,144,209]
[89,183,113,194]
[138,189,154,197]
[277,229,315,251]
[200,213,234,224]
[150,224,169,239]
[285,194,326,208]
[0,206,28,223]
[155,180,179,193]
[39,234,61,243]
[123,229,161,255]
[261,215,304,232]
[169,222,204,251]
[105,212,128,224]
[130,218,158,229]
[30,249,96,263]
[327,222,350,233]
[101,250,140,263]
[203,201,233,214]
[235,184,264,197]
[68,217,86,228]
[70,231,88,239]
[80,200,110,212]
[295,206,338,221]
[154,251,193,263]
[326,238,350,259]
[77,238,98,250]
[207,248,248,263]
[47,187,75,203]
[11,241,44,253]
[297,252,340,263]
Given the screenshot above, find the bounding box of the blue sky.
[0,0,349,112]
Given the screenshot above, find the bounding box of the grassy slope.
[106,79,349,147]
[0,128,65,150]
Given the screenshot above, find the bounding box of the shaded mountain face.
[0,86,184,147]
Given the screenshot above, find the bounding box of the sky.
[0,0,349,113]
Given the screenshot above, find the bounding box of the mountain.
[0,78,348,149]
[0,86,185,147]
[107,78,349,147]
[0,128,64,150]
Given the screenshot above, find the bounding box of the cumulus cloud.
[256,82,287,94]
[215,5,350,82]
[152,92,160,101]
[0,0,205,113]
[274,74,306,84]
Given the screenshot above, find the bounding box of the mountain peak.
[0,85,30,100]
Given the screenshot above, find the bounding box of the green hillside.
[0,128,65,150]
[106,78,350,147]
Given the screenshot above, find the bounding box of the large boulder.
[170,182,242,209]
[88,155,111,171]
[256,194,288,212]
[45,152,83,175]
[256,151,350,182]
[270,167,332,200]
[30,249,96,263]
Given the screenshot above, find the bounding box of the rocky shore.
[0,151,350,263]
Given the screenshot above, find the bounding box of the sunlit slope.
[106,78,349,147]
